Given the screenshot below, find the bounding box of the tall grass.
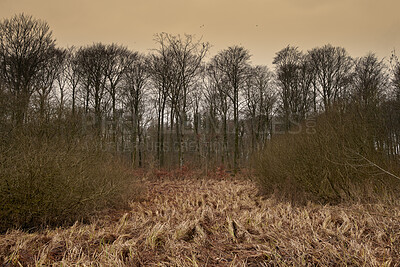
[2,178,400,266]
[0,120,142,233]
[255,109,400,204]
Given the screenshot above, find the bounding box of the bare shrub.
[0,121,142,233]
[254,109,400,204]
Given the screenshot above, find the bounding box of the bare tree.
[0,14,56,125]
[243,65,275,151]
[33,47,66,123]
[308,45,353,111]
[53,48,69,119]
[122,52,148,167]
[350,53,389,152]
[149,33,209,167]
[206,58,231,166]
[390,51,400,101]
[352,53,388,110]
[159,33,209,167]
[76,43,109,134]
[203,66,228,166]
[297,54,315,118]
[148,40,173,167]
[104,44,134,146]
[273,46,304,130]
[211,46,251,173]
[64,47,83,116]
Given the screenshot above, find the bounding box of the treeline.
[1,14,400,172]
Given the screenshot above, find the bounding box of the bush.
[254,109,400,204]
[0,124,142,233]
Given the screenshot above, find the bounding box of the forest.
[1,14,400,265]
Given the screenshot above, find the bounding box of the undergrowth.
[1,178,399,266]
[255,109,400,204]
[0,122,142,233]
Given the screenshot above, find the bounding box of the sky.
[0,0,399,66]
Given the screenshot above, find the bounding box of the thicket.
[255,108,400,204]
[0,120,142,233]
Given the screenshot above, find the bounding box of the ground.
[1,177,400,266]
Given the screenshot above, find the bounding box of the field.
[1,176,400,266]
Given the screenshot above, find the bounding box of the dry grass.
[1,176,400,266]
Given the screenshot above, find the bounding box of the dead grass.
[1,176,400,266]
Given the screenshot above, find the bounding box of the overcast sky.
[1,0,399,66]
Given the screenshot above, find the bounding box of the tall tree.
[351,53,388,152]
[273,46,304,130]
[148,39,173,167]
[243,65,275,151]
[352,53,387,110]
[53,48,69,119]
[308,44,353,111]
[33,47,66,123]
[104,44,134,146]
[64,47,83,116]
[390,51,400,101]
[159,33,209,167]
[0,14,56,125]
[149,33,209,167]
[76,43,109,134]
[211,46,251,173]
[122,53,148,167]
[297,54,315,118]
[205,62,231,165]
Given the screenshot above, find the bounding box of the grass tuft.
[1,177,400,265]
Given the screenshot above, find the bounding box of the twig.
[348,149,400,181]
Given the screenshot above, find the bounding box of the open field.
[1,177,400,266]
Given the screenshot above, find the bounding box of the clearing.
[1,177,400,266]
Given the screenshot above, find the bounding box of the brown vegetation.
[0,124,142,233]
[1,177,400,266]
[255,109,400,204]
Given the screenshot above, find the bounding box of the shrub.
[254,109,400,204]
[0,124,142,233]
